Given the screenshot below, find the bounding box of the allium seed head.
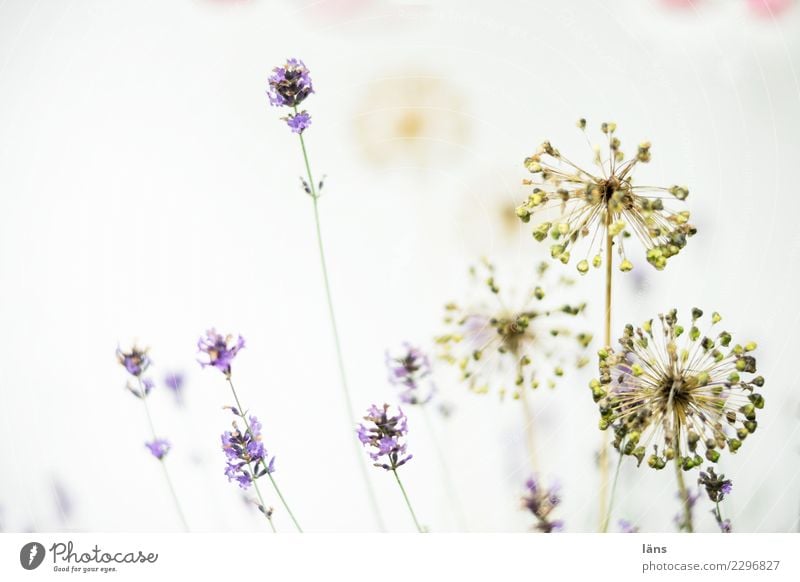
[516,120,696,273]
[436,259,592,399]
[593,308,764,471]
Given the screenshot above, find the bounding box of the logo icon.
[20,542,46,570]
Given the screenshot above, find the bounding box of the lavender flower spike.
[198,329,245,377]
[522,476,563,533]
[385,343,435,405]
[221,412,275,490]
[267,58,313,108]
[286,111,312,134]
[146,439,171,460]
[357,404,413,471]
[164,372,185,405]
[116,344,151,377]
[358,403,423,531]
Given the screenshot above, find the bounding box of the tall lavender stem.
[392,469,423,533]
[226,377,303,533]
[136,377,189,532]
[295,119,385,531]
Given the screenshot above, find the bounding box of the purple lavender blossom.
[267,58,313,108]
[720,519,732,533]
[164,372,185,404]
[198,329,245,377]
[698,467,732,503]
[116,345,151,377]
[385,343,435,405]
[618,519,639,533]
[145,439,171,460]
[286,111,312,134]
[357,404,412,471]
[221,412,275,490]
[522,476,563,533]
[126,376,155,399]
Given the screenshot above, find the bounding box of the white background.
[0,0,799,533]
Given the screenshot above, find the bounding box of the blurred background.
[0,0,799,533]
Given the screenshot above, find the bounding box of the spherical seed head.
[594,309,764,470]
[517,120,696,274]
[436,259,592,399]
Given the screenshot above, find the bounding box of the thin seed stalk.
[519,387,539,475]
[675,459,694,533]
[600,450,624,533]
[598,213,613,530]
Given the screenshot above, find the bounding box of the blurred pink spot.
[306,0,373,21]
[660,0,703,8]
[746,0,794,16]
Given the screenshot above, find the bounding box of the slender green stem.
[392,469,424,533]
[713,501,729,533]
[598,219,613,530]
[674,458,694,533]
[137,377,189,532]
[518,387,539,474]
[266,473,303,533]
[600,450,624,533]
[226,377,303,532]
[294,115,385,531]
[420,406,468,531]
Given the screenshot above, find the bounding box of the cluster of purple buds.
[521,477,563,533]
[618,519,639,533]
[145,439,171,460]
[117,345,155,398]
[198,329,245,377]
[357,404,413,471]
[267,58,313,134]
[698,466,733,533]
[221,411,275,490]
[117,345,151,377]
[125,377,154,399]
[164,372,185,405]
[385,343,435,405]
[698,467,733,504]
